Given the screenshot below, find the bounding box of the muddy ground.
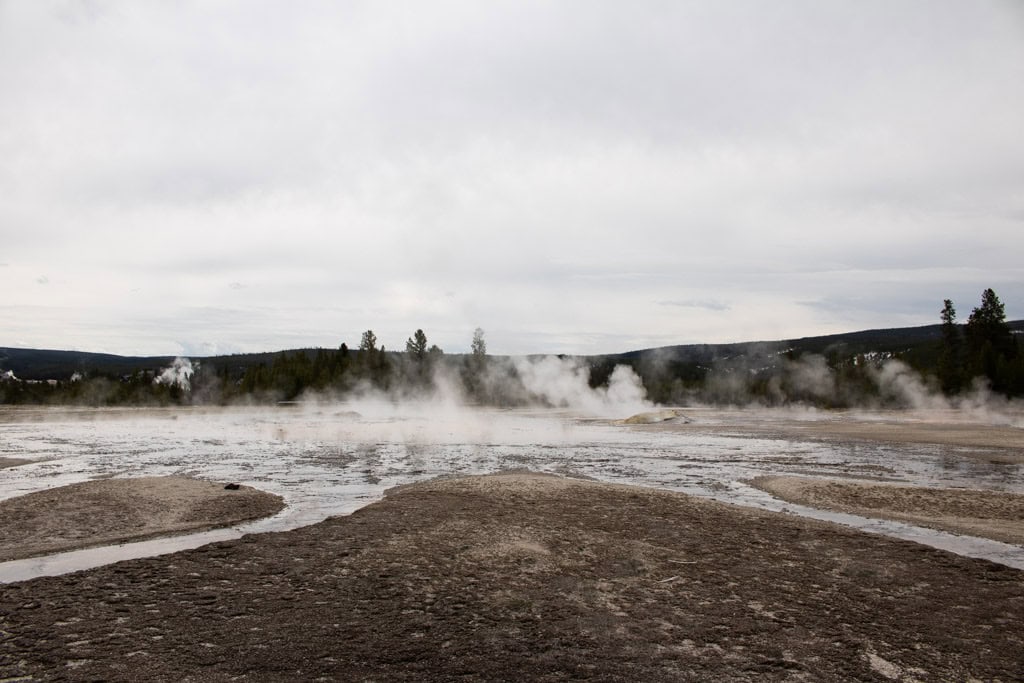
[1,472,1022,681]
[648,408,1024,461]
[0,457,31,469]
[0,477,284,562]
[751,475,1024,546]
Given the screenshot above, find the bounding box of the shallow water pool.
[1,404,1022,580]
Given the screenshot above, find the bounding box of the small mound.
[620,408,689,425]
[0,457,31,469]
[750,475,1024,545]
[0,476,285,562]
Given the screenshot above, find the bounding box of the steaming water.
[1,405,1022,581]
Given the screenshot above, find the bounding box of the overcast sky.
[2,1,1022,357]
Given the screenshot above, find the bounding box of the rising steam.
[512,356,651,416]
[696,349,1022,426]
[154,357,195,391]
[294,354,654,420]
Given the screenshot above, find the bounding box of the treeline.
[0,372,193,406]
[0,328,494,407]
[935,289,1022,395]
[601,288,1022,407]
[1,291,1021,409]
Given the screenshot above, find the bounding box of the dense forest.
[2,291,1021,409]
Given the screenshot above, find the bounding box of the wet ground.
[0,477,284,562]
[1,403,1023,580]
[2,473,1022,682]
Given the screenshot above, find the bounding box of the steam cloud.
[512,356,651,416]
[867,360,947,411]
[697,349,1021,426]
[154,357,195,391]
[295,355,654,420]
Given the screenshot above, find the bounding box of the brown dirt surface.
[750,475,1024,546]
[619,409,687,424]
[0,457,31,469]
[0,477,285,562]
[774,418,1024,454]
[645,408,1024,462]
[2,472,1023,681]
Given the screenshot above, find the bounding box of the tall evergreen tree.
[406,329,428,363]
[471,328,487,358]
[464,327,489,401]
[938,299,962,393]
[358,329,385,384]
[359,330,378,354]
[965,288,1015,389]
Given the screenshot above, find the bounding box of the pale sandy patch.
[647,408,1024,458]
[398,470,663,500]
[0,457,31,469]
[619,408,688,425]
[0,476,285,561]
[778,419,1024,453]
[751,475,1024,545]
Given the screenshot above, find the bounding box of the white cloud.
[1,1,1022,355]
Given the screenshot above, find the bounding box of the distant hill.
[0,347,305,381]
[611,321,1024,365]
[2,320,1022,382]
[0,348,175,381]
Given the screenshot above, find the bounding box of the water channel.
[1,404,1022,581]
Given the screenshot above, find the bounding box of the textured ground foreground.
[0,477,284,561]
[2,473,1022,681]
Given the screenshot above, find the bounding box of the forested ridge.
[2,292,1022,408]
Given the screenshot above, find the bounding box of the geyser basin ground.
[2,472,1022,681]
[0,403,1022,582]
[0,476,284,562]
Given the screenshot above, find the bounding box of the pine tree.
[406,329,428,363]
[938,299,962,393]
[965,288,1015,389]
[358,330,385,384]
[471,328,487,358]
[359,330,378,354]
[464,327,489,401]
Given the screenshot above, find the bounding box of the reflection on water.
[1,405,1022,580]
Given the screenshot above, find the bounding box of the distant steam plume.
[512,356,652,416]
[154,357,194,391]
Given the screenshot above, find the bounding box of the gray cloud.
[1,1,1022,355]
[658,300,731,312]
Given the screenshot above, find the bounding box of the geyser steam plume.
[512,356,652,416]
[154,357,194,391]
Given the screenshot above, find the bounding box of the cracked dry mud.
[2,472,1023,681]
